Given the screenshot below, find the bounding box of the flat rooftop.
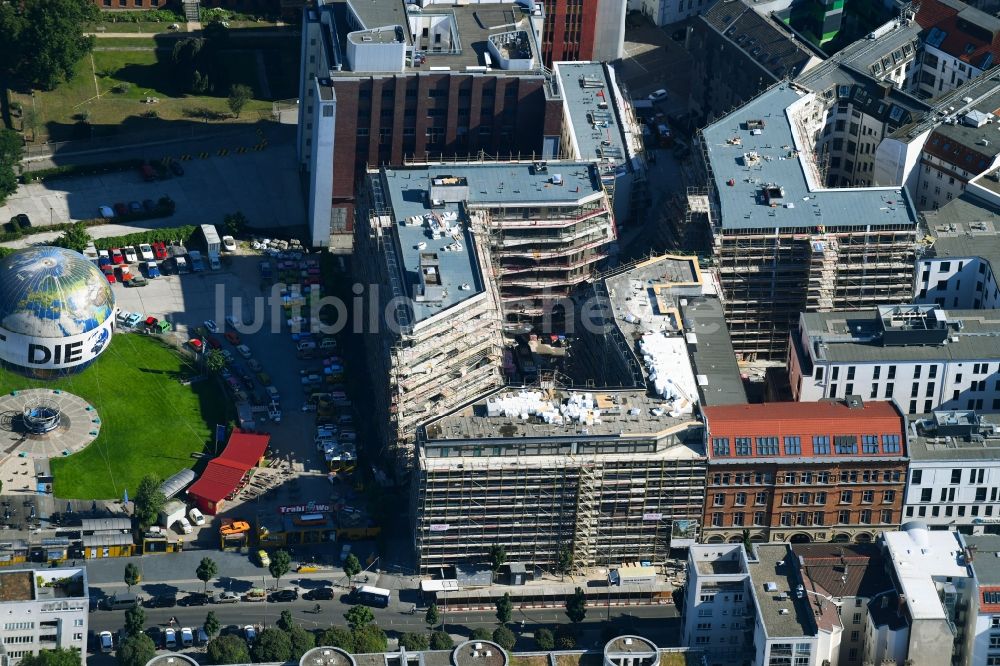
[696,559,743,575]
[701,85,918,232]
[923,192,1000,270]
[422,386,700,443]
[555,62,630,167]
[883,524,969,621]
[800,308,1000,363]
[334,0,541,73]
[747,544,817,639]
[0,570,33,602]
[601,255,747,406]
[907,411,1000,460]
[966,534,1000,586]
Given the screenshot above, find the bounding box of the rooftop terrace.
[702,85,918,232]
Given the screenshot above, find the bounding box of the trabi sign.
[0,317,115,370]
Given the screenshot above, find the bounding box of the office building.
[297,0,562,251]
[903,410,1000,528]
[701,399,908,545]
[694,84,919,360]
[552,61,648,226]
[540,0,625,64]
[571,253,748,406]
[0,567,88,664]
[967,534,1000,666]
[414,384,707,573]
[789,304,1000,414]
[866,523,975,665]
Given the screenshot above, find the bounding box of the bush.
[534,627,554,651]
[398,632,429,651]
[100,9,183,23]
[92,224,196,251]
[469,628,493,641]
[21,158,143,184]
[491,626,515,651]
[428,631,453,650]
[554,626,576,650]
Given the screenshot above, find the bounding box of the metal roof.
[701,85,918,232]
[966,534,1000,585]
[80,517,132,532]
[747,544,817,639]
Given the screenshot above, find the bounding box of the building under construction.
[413,383,706,574]
[693,84,919,361]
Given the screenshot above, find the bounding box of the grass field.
[0,334,229,499]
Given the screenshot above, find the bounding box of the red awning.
[187,431,270,504]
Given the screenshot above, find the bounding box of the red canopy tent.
[187,431,270,514]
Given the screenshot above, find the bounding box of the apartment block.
[695,84,919,360]
[866,523,975,665]
[413,385,707,573]
[913,0,1000,99]
[0,567,88,664]
[790,304,1000,414]
[540,0,625,63]
[637,0,718,27]
[553,61,648,227]
[354,166,506,471]
[967,534,1000,666]
[701,400,908,545]
[903,410,1000,528]
[297,0,562,251]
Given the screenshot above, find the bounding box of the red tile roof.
[916,0,1000,68]
[702,400,905,459]
[188,431,270,504]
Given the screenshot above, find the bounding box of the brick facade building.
[701,399,908,545]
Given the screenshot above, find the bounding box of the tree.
[288,625,315,660]
[123,563,140,592]
[227,83,252,118]
[488,544,506,572]
[470,628,493,641]
[429,630,453,650]
[565,587,587,624]
[343,553,362,584]
[251,627,292,663]
[206,349,227,374]
[277,609,295,632]
[741,529,753,557]
[317,626,354,651]
[425,603,439,628]
[344,605,374,630]
[196,556,218,593]
[352,624,387,653]
[207,634,251,664]
[269,549,291,586]
[554,626,576,650]
[0,129,24,205]
[124,606,145,636]
[53,222,91,253]
[556,547,573,577]
[491,626,515,651]
[223,211,247,237]
[495,592,513,625]
[0,0,98,90]
[534,627,555,650]
[203,610,221,639]
[117,633,155,666]
[17,648,81,666]
[133,474,165,530]
[398,632,429,651]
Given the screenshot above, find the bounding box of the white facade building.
[967,534,1000,666]
[0,567,88,663]
[682,544,753,665]
[638,0,717,27]
[789,305,1000,415]
[904,411,1000,528]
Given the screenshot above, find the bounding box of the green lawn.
[0,334,229,499]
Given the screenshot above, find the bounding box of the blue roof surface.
[380,163,602,324]
[702,85,919,232]
[555,62,629,168]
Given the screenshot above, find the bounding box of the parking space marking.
[217,148,229,157]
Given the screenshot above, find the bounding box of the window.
[813,435,831,454]
[881,509,893,523]
[783,492,795,506]
[882,435,901,453]
[732,512,745,526]
[757,437,779,456]
[835,436,858,455]
[735,438,751,456]
[713,493,725,507]
[735,492,747,506]
[883,490,896,503]
[862,490,874,504]
[711,513,722,527]
[815,491,827,504]
[888,365,897,379]
[977,488,988,502]
[862,435,878,453]
[784,436,801,455]
[838,510,850,523]
[712,438,730,456]
[840,490,853,504]
[813,512,824,526]
[798,492,811,505]
[753,511,766,526]
[780,512,792,526]
[755,492,767,505]
[952,469,962,484]
[860,509,872,523]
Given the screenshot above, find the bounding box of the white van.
[188,507,205,526]
[297,340,316,352]
[175,517,193,534]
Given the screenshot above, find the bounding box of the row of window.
[710,470,902,486]
[905,504,993,519]
[711,434,900,457]
[911,468,989,485]
[708,508,895,527]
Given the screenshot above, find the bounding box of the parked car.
[152,242,168,260]
[181,627,194,647]
[269,588,298,602]
[97,250,110,267]
[169,160,185,176]
[225,331,241,345]
[110,248,125,265]
[236,344,252,358]
[204,320,219,334]
[144,261,160,278]
[214,591,240,604]
[98,205,115,219]
[222,235,237,251]
[187,339,203,352]
[102,266,116,283]
[188,507,205,526]
[129,201,142,214]
[146,594,177,608]
[648,88,668,102]
[99,631,114,653]
[114,202,128,217]
[248,359,262,372]
[130,275,148,288]
[14,213,30,229]
[164,628,177,649]
[123,247,138,263]
[206,336,222,350]
[304,587,334,601]
[265,386,280,402]
[138,243,154,261]
[142,199,156,213]
[175,517,193,534]
[140,163,157,182]
[179,592,208,607]
[257,549,270,567]
[243,625,256,642]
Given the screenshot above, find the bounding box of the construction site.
[690,83,919,361]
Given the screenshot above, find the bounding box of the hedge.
[21,159,145,184]
[92,225,198,251]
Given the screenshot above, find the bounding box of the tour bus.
[353,585,391,608]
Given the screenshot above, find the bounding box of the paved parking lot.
[1,130,304,231]
[616,19,693,120]
[112,253,344,550]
